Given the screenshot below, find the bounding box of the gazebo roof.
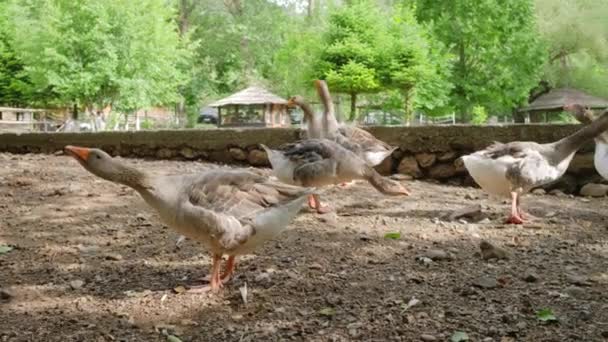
[208,86,287,107]
[520,88,608,112]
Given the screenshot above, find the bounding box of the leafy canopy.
[415,0,547,121]
[8,0,185,113]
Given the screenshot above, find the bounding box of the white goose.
[65,145,313,292]
[462,109,608,224]
[564,103,608,180]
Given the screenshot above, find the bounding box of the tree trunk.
[349,93,357,121]
[307,0,314,17]
[72,103,78,120]
[403,88,413,126]
[176,0,196,128]
[456,40,470,123]
[512,109,526,123]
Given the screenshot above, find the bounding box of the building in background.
[208,86,291,127]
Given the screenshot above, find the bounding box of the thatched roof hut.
[518,88,608,122]
[520,88,608,112]
[208,86,290,127]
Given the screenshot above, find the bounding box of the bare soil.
[1,153,608,342]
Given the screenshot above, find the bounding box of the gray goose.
[65,146,313,292]
[462,109,608,224]
[261,138,409,213]
[287,81,397,167]
[564,104,608,180]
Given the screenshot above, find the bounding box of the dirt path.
[1,153,607,341]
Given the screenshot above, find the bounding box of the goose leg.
[308,194,317,209]
[312,194,332,214]
[515,195,535,220]
[506,191,524,224]
[209,254,223,291]
[516,195,527,220]
[188,254,223,293]
[221,255,236,283]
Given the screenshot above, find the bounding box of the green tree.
[317,1,384,120]
[0,1,33,107]
[415,0,547,122]
[536,0,608,99]
[268,7,325,99]
[377,3,453,123]
[9,0,185,119]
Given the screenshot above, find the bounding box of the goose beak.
[65,145,91,161]
[286,98,296,108]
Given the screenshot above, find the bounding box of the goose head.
[564,103,592,123]
[65,145,144,186]
[287,95,305,108]
[370,176,410,196]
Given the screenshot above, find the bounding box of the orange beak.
[286,98,296,108]
[64,145,91,161]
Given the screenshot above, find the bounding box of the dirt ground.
[1,153,607,342]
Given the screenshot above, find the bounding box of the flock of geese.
[63,81,608,292]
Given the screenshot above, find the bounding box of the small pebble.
[424,249,451,261]
[70,279,85,290]
[523,269,538,283]
[420,334,436,341]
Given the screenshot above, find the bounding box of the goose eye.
[96,155,101,159]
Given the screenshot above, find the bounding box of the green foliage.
[8,0,185,114]
[415,0,547,122]
[536,308,557,322]
[536,0,608,100]
[1,0,605,124]
[267,10,325,98]
[384,232,401,240]
[378,3,453,119]
[317,1,384,120]
[0,244,14,254]
[0,1,33,106]
[450,331,469,342]
[318,307,336,317]
[140,119,155,130]
[471,105,487,125]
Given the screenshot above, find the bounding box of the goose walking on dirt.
[261,139,409,213]
[64,145,313,292]
[462,109,608,224]
[564,103,608,180]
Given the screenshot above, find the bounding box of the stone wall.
[0,124,602,193]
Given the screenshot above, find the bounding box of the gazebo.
[208,86,291,127]
[519,88,608,122]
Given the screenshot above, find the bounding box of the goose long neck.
[104,160,151,192]
[299,100,322,139]
[315,80,339,138]
[362,166,394,194]
[366,169,387,193]
[573,106,593,124]
[554,110,608,156]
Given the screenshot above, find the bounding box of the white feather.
[462,153,514,197]
[463,149,575,198]
[364,151,393,166]
[233,194,309,254]
[261,146,297,185]
[594,142,608,180]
